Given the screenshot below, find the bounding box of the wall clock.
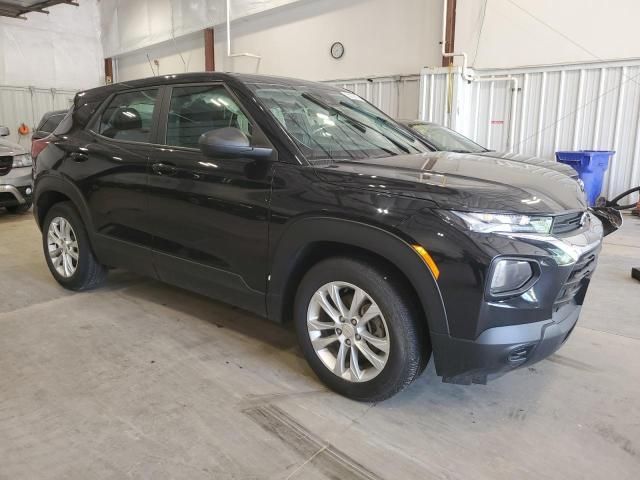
[330,41,345,59]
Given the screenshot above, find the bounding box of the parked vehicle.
[0,126,33,214]
[399,119,581,181]
[33,74,618,401]
[31,109,68,159]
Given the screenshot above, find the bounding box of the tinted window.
[166,85,252,149]
[99,89,159,142]
[54,103,99,136]
[40,114,65,134]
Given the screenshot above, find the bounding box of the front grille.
[552,212,585,234]
[553,252,598,310]
[0,156,12,176]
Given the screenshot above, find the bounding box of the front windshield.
[410,123,487,154]
[248,82,431,161]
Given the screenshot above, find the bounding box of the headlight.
[451,211,553,234]
[12,154,32,168]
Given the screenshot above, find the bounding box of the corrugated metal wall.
[0,86,75,146]
[326,75,421,120]
[419,60,640,199]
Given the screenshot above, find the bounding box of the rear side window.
[54,102,100,136]
[40,114,65,134]
[99,89,159,143]
[166,85,253,149]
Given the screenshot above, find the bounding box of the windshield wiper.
[301,93,410,154]
[338,101,418,144]
[301,93,365,133]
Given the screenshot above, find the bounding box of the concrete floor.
[0,211,639,480]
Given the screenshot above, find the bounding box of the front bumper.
[427,211,604,384]
[432,303,580,384]
[0,167,32,206]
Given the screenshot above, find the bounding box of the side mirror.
[0,126,9,137]
[199,127,273,159]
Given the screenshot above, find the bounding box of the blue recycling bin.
[555,150,615,206]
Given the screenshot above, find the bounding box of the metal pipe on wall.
[440,0,473,82]
[440,0,518,151]
[226,0,261,61]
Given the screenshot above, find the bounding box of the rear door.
[145,82,275,314]
[81,87,162,276]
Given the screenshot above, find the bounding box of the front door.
[146,83,274,314]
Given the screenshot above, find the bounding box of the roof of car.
[42,109,68,118]
[78,72,340,103]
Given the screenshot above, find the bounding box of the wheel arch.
[267,217,449,337]
[34,175,95,235]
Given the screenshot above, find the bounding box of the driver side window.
[166,85,253,149]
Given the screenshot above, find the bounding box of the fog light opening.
[25,187,32,195]
[507,345,533,364]
[489,259,537,297]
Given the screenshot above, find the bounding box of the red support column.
[204,28,215,71]
[441,0,457,67]
[104,58,114,84]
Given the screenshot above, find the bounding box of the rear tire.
[42,202,107,291]
[294,257,430,402]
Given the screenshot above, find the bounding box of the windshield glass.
[248,82,431,161]
[410,123,487,153]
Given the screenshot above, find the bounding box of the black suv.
[33,73,616,401]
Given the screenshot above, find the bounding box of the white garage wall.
[455,0,640,69]
[0,1,102,144]
[100,0,304,58]
[419,60,640,200]
[213,0,442,80]
[113,0,443,84]
[0,86,76,145]
[0,1,102,90]
[115,31,206,83]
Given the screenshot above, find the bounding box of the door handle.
[152,162,177,176]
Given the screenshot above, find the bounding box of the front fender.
[266,216,448,336]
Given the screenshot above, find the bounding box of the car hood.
[476,151,578,179]
[313,151,587,214]
[0,138,27,156]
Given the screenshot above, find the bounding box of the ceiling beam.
[0,0,78,19]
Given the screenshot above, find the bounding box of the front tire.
[294,257,430,402]
[42,202,107,291]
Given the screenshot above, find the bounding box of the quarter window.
[166,85,253,149]
[99,89,159,143]
[39,114,65,134]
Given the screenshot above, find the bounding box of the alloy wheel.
[306,281,390,382]
[47,216,79,278]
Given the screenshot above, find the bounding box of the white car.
[0,126,33,214]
